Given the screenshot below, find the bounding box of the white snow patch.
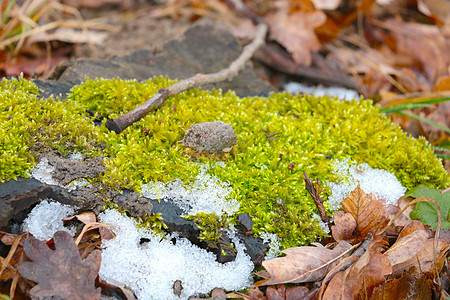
[260,232,281,260]
[141,166,239,216]
[21,202,254,300]
[30,157,59,185]
[311,213,330,234]
[327,159,406,211]
[22,199,77,240]
[284,82,360,101]
[98,209,254,300]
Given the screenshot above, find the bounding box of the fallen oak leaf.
[341,184,389,238]
[18,231,101,300]
[256,240,352,286]
[75,222,115,245]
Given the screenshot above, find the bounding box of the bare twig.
[105,22,268,134]
[303,172,331,231]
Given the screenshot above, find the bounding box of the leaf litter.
[252,181,450,299]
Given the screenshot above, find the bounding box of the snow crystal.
[98,209,254,300]
[30,157,59,185]
[284,82,360,101]
[22,199,77,240]
[260,232,281,260]
[326,159,406,211]
[141,166,239,216]
[69,152,83,160]
[311,213,330,234]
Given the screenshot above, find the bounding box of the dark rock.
[35,22,274,100]
[236,232,269,268]
[215,233,237,264]
[112,189,153,218]
[147,197,201,245]
[237,213,253,234]
[0,177,47,226]
[33,79,76,100]
[0,177,104,228]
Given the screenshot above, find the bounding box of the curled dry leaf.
[331,210,357,241]
[18,231,101,300]
[322,234,392,299]
[371,269,432,300]
[63,211,97,225]
[264,1,326,66]
[386,236,449,277]
[341,184,389,238]
[257,240,352,286]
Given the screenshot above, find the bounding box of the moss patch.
[1,76,448,248]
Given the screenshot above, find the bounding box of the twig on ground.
[105,22,268,134]
[303,172,331,231]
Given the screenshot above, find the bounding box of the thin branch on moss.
[303,172,331,231]
[105,23,268,134]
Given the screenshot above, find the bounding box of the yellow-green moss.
[185,212,230,248]
[0,76,102,182]
[1,76,449,248]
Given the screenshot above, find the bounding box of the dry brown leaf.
[331,210,357,241]
[63,211,97,225]
[384,19,448,84]
[264,1,326,66]
[322,235,392,299]
[341,184,390,238]
[386,237,449,276]
[258,240,352,286]
[397,220,426,240]
[370,271,432,300]
[18,231,101,300]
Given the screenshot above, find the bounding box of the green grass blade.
[380,97,450,114]
[396,111,450,134]
[2,0,17,25]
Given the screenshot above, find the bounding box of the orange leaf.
[258,240,352,285]
[341,184,389,237]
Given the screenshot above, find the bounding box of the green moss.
[185,212,230,247]
[0,76,102,182]
[1,76,448,249]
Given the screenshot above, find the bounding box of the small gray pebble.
[181,121,237,154]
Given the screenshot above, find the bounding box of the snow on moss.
[141,165,239,216]
[327,159,407,211]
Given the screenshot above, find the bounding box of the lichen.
[1,76,448,249]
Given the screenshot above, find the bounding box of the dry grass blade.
[0,234,22,275]
[75,222,115,245]
[0,0,118,53]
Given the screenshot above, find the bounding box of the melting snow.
[327,159,406,211]
[141,166,239,216]
[22,199,77,240]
